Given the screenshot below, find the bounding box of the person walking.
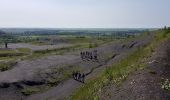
[82,73,85,83]
[87,51,90,61]
[90,52,93,60]
[75,71,78,80]
[80,52,83,60]
[72,71,75,79]
[85,51,88,60]
[82,52,85,60]
[93,50,98,61]
[77,72,81,81]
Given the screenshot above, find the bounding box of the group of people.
[72,71,85,83]
[80,50,98,61]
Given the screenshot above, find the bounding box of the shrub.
[21,87,40,96]
[161,79,170,91]
[0,61,17,71]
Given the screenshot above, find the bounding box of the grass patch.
[0,49,24,57]
[0,61,17,71]
[47,78,61,87]
[161,79,170,91]
[31,41,48,46]
[21,87,41,96]
[89,43,99,48]
[16,48,31,54]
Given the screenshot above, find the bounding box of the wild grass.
[30,41,49,46]
[0,61,17,71]
[16,48,31,54]
[0,49,26,58]
[161,79,170,91]
[21,87,41,96]
[47,78,61,87]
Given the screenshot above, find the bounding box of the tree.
[164,26,167,30]
[0,30,14,48]
[5,42,8,48]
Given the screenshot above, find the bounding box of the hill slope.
[101,38,170,100]
[71,29,170,100]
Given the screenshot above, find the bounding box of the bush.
[161,79,170,91]
[21,87,40,96]
[0,61,17,71]
[47,78,61,87]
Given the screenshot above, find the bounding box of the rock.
[0,82,10,88]
[22,80,45,86]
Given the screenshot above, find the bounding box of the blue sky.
[0,0,169,28]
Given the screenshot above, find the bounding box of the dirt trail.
[101,39,170,100]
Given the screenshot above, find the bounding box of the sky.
[0,0,170,28]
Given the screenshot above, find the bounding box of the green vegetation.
[161,79,170,91]
[0,49,16,53]
[16,48,31,54]
[0,61,17,71]
[31,41,49,46]
[0,48,32,61]
[0,49,31,71]
[0,49,25,58]
[89,43,98,48]
[47,65,81,87]
[47,78,61,87]
[21,87,41,96]
[71,29,170,100]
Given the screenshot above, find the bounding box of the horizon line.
[0,27,161,29]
